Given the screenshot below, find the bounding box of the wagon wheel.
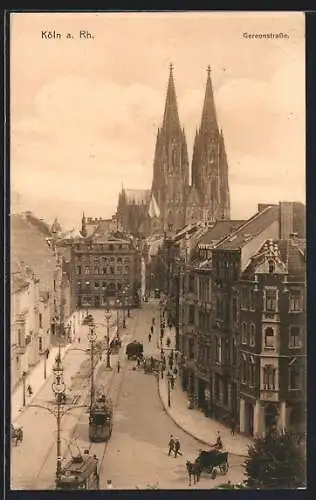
[219,462,229,475]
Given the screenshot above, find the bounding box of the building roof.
[125,189,151,205]
[242,237,306,282]
[215,205,279,250]
[198,220,245,246]
[11,213,57,294]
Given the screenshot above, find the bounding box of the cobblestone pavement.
[101,301,246,489]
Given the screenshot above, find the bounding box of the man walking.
[230,416,236,436]
[148,332,152,343]
[168,434,175,456]
[174,438,182,458]
[117,360,121,373]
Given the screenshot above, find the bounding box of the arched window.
[249,323,256,346]
[241,322,247,344]
[268,259,275,274]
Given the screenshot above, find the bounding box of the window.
[289,289,302,312]
[215,374,220,400]
[263,365,276,390]
[94,281,99,288]
[232,297,238,322]
[264,327,275,348]
[215,337,221,363]
[241,358,247,383]
[232,337,237,365]
[94,267,99,275]
[289,326,301,348]
[117,266,122,274]
[241,322,247,344]
[125,266,130,274]
[110,267,114,274]
[188,305,195,324]
[250,288,257,310]
[268,260,275,274]
[117,257,122,263]
[289,365,301,390]
[224,338,230,364]
[77,265,82,275]
[240,287,249,309]
[85,266,90,274]
[18,329,23,347]
[188,339,194,359]
[102,281,107,289]
[249,361,255,387]
[249,323,256,346]
[264,288,277,312]
[103,267,107,274]
[77,281,81,288]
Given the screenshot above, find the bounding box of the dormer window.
[268,260,275,274]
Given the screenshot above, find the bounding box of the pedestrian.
[150,325,154,335]
[78,337,81,344]
[117,360,121,373]
[168,434,175,456]
[231,416,236,436]
[137,356,140,367]
[148,333,152,343]
[152,317,155,326]
[174,438,182,458]
[169,358,173,370]
[166,337,171,348]
[106,479,113,489]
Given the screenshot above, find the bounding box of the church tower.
[80,212,87,238]
[151,64,189,232]
[191,66,230,222]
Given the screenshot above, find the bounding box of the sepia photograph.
[9,11,306,490]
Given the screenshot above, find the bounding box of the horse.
[11,426,23,446]
[186,460,201,486]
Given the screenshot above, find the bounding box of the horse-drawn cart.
[196,449,229,479]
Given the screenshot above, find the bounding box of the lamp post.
[167,371,173,408]
[52,344,66,482]
[87,323,97,412]
[122,290,126,329]
[22,371,27,407]
[116,298,120,335]
[104,307,112,369]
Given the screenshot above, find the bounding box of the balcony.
[260,389,279,402]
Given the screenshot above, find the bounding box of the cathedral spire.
[200,65,218,135]
[162,63,181,134]
[81,212,87,238]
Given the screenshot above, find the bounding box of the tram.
[89,394,113,442]
[56,450,99,490]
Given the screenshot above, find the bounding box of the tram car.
[56,450,99,490]
[126,340,144,360]
[89,394,113,442]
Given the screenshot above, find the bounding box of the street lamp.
[167,371,174,408]
[52,344,66,482]
[104,307,112,369]
[22,371,27,407]
[122,290,126,329]
[87,323,97,412]
[43,348,49,379]
[116,298,120,335]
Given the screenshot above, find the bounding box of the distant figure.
[106,479,113,489]
[214,431,223,450]
[27,385,33,397]
[174,438,182,457]
[148,333,152,343]
[166,337,171,348]
[78,337,81,344]
[231,416,236,436]
[169,358,174,370]
[168,434,175,456]
[117,360,121,373]
[137,356,141,367]
[150,325,154,335]
[152,317,155,326]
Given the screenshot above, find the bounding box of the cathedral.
[117,64,230,236]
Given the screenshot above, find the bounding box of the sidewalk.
[156,326,251,458]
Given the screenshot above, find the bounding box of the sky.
[10,12,305,231]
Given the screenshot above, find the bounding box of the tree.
[244,431,306,489]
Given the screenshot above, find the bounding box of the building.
[80,214,123,238]
[70,234,142,311]
[178,201,306,436]
[116,64,231,236]
[239,236,306,438]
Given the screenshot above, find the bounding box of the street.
[11,302,245,490]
